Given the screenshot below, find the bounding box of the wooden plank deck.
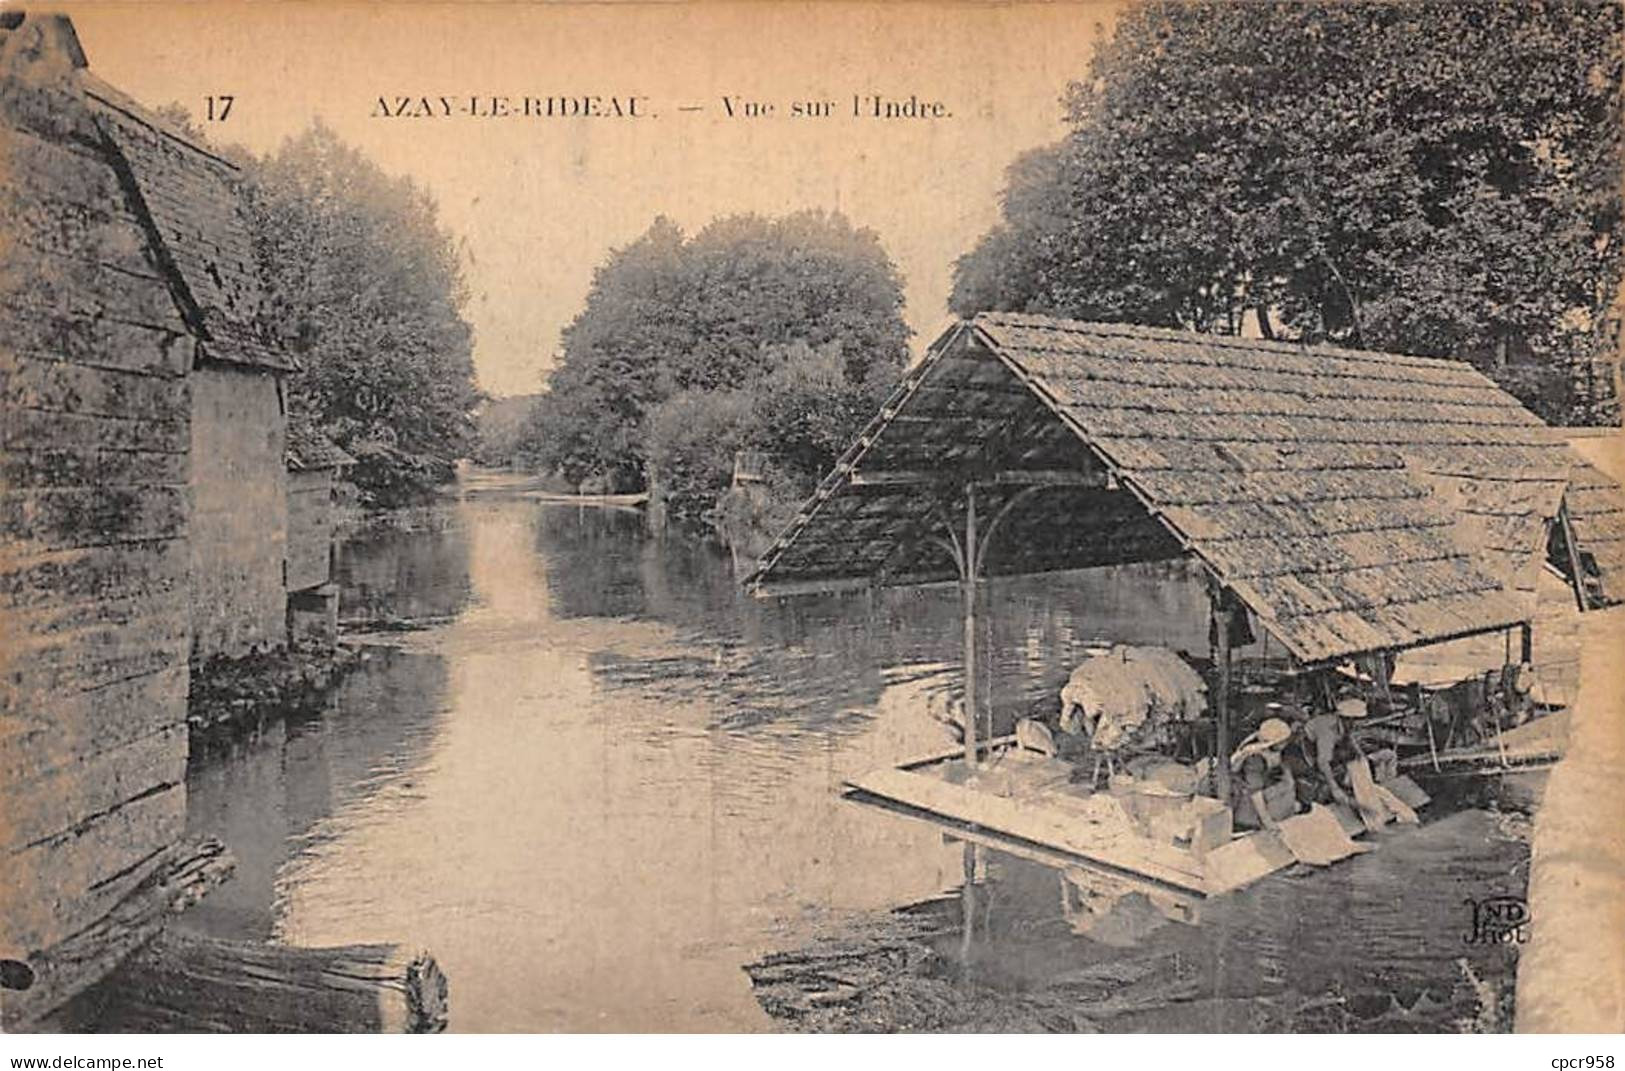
[845,753,1412,897]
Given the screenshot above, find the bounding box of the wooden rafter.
[848,468,1103,489]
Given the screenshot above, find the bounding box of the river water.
[178,480,1532,1031]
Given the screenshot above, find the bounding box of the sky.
[65,2,1118,397]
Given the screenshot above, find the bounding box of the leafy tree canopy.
[644,340,900,527]
[244,122,482,505]
[951,0,1624,422]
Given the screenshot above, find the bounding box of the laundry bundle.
[1059,645,1208,751]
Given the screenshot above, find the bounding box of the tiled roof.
[83,76,294,372]
[1566,459,1625,587]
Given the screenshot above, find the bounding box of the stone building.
[285,415,353,649]
[0,13,304,1025]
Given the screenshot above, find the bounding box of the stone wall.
[188,366,287,659]
[286,467,333,594]
[0,21,191,1012]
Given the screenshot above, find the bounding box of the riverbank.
[457,467,647,505]
[1515,605,1625,1031]
[188,645,364,743]
[744,862,1519,1033]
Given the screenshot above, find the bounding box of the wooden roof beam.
[749,571,957,599]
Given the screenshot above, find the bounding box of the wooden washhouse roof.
[747,312,1625,666]
[1567,459,1625,594]
[82,75,295,372]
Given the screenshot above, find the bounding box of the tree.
[529,217,692,490]
[747,340,897,496]
[949,144,1070,317]
[529,210,910,489]
[243,122,482,506]
[644,342,899,529]
[952,0,1624,422]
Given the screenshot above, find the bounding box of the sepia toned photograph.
[1,0,1622,1041]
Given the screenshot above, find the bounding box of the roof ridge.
[81,73,241,172]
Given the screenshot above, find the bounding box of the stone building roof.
[82,75,294,372]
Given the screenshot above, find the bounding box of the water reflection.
[948,806,1526,1031]
[179,487,1527,1032]
[181,648,451,942]
[336,517,474,625]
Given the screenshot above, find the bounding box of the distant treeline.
[505,0,1625,530]
[507,211,910,530]
[167,111,483,509]
[471,394,542,467]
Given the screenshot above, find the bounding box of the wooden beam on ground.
[848,468,1102,489]
[1,837,235,1030]
[57,931,449,1033]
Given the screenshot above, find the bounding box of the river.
[177,479,1532,1032]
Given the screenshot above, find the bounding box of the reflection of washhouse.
[1057,864,1198,944]
[749,312,1625,897]
[942,806,1526,1032]
[954,848,1197,958]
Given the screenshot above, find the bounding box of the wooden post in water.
[1212,588,1233,803]
[959,841,977,966]
[961,484,980,769]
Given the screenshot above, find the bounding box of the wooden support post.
[961,484,980,769]
[960,841,977,965]
[59,931,449,1033]
[1558,503,1589,612]
[1373,651,1394,710]
[1212,589,1233,804]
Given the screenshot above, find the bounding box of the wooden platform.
[845,746,1424,897]
[848,764,1213,893]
